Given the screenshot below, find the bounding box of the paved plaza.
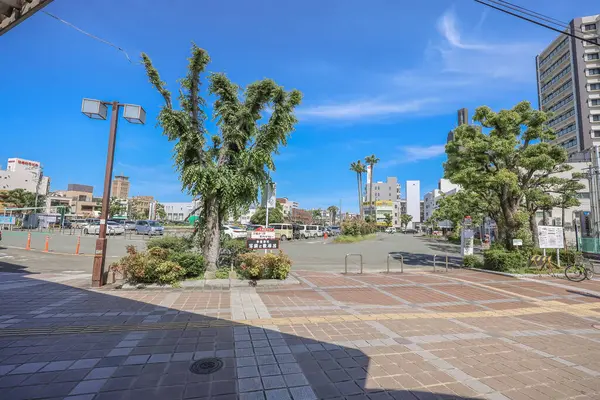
[1,266,600,399]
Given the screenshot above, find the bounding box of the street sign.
[250,227,275,239]
[0,216,16,225]
[247,238,279,250]
[538,226,564,249]
[513,239,523,246]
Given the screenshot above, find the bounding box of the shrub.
[447,231,461,244]
[169,252,205,277]
[215,268,230,279]
[462,254,479,268]
[551,248,579,265]
[154,260,186,284]
[147,247,171,261]
[220,238,252,267]
[341,219,377,236]
[264,252,292,280]
[483,249,524,272]
[238,251,292,280]
[147,236,191,253]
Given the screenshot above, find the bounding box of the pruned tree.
[108,198,126,218]
[445,101,568,249]
[431,190,488,229]
[142,44,302,271]
[250,202,284,225]
[400,214,413,229]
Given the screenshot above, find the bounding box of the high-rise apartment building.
[365,177,401,202]
[406,180,421,228]
[111,175,130,199]
[536,15,600,156]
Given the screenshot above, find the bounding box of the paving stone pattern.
[1,269,600,399]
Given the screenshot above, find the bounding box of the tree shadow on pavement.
[0,277,484,400]
[0,259,38,274]
[389,251,462,270]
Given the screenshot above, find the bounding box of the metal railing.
[386,253,404,273]
[344,253,363,274]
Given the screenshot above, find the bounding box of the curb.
[115,275,300,290]
[1,244,119,258]
[466,267,542,278]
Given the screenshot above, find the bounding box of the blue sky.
[0,0,597,212]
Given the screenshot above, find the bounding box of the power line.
[474,0,598,46]
[42,10,138,64]
[489,0,586,35]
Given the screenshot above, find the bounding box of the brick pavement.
[1,269,600,399]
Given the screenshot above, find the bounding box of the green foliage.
[220,238,253,267]
[215,268,230,279]
[0,188,43,209]
[483,249,525,272]
[109,198,126,218]
[445,101,570,249]
[155,203,167,221]
[142,44,302,271]
[154,261,186,284]
[168,252,205,277]
[147,247,171,261]
[146,236,192,253]
[350,160,367,220]
[238,251,292,280]
[400,214,413,229]
[341,219,377,236]
[447,230,461,244]
[462,255,480,268]
[431,191,486,228]
[383,213,393,228]
[250,202,284,224]
[327,205,339,224]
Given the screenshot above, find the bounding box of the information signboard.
[538,226,564,249]
[0,216,16,225]
[246,238,279,250]
[250,227,275,239]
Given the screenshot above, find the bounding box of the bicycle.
[564,254,595,282]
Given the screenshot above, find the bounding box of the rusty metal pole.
[92,101,119,288]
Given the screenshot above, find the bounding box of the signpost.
[0,216,16,225]
[461,216,474,256]
[538,225,564,267]
[513,239,523,247]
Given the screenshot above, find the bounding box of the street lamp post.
[82,99,145,287]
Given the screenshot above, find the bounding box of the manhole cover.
[190,358,223,375]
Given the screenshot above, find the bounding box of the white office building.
[0,158,50,196]
[423,179,461,221]
[162,202,198,222]
[405,180,421,228]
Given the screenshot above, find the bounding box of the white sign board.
[538,226,564,249]
[0,216,16,225]
[250,227,275,239]
[513,239,523,246]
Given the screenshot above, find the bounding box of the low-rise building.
[291,208,313,225]
[162,202,198,222]
[276,197,299,217]
[0,158,50,198]
[423,179,461,221]
[66,184,101,217]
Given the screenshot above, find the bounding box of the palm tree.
[364,154,380,219]
[327,205,339,225]
[350,160,367,219]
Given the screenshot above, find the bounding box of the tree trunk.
[561,205,566,248]
[369,165,374,219]
[357,174,363,220]
[529,211,539,248]
[203,196,220,272]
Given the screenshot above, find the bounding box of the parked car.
[329,226,341,236]
[70,219,87,228]
[270,223,293,241]
[385,227,397,234]
[315,226,326,237]
[403,228,418,234]
[292,224,303,240]
[135,220,164,236]
[123,220,137,230]
[222,225,247,239]
[84,221,125,235]
[297,225,318,239]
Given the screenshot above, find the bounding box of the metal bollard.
[75,236,81,255]
[345,253,363,274]
[386,254,404,273]
[433,255,437,272]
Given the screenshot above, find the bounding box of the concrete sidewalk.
[1,269,600,399]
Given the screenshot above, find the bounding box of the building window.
[592,99,600,106]
[555,123,576,137]
[593,114,600,122]
[585,38,599,45]
[591,83,600,91]
[587,53,600,61]
[584,23,597,31]
[594,130,600,138]
[589,68,600,76]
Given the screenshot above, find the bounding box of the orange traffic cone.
[43,236,49,252]
[26,233,31,250]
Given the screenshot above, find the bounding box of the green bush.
[147,236,192,253]
[483,249,524,272]
[154,260,186,284]
[220,238,252,267]
[238,251,292,280]
[215,268,230,279]
[169,252,205,277]
[462,254,479,268]
[551,248,579,265]
[147,247,171,261]
[341,219,377,236]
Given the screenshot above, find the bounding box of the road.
[0,231,466,276]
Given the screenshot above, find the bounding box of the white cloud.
[437,10,489,50]
[380,144,446,168]
[297,98,437,120]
